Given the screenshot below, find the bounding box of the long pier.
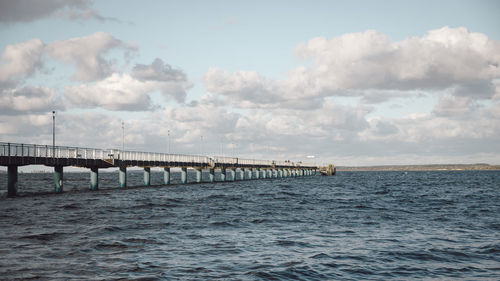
[1,142,320,196]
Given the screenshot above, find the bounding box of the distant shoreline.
[337,164,500,172]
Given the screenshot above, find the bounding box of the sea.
[0,170,499,280]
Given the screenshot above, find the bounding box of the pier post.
[255,169,259,179]
[119,166,127,188]
[54,165,63,193]
[247,169,252,180]
[262,169,266,179]
[195,168,202,183]
[239,169,244,181]
[209,168,215,182]
[181,167,187,184]
[90,167,98,190]
[7,165,18,197]
[229,169,235,181]
[144,167,151,186]
[279,169,283,178]
[164,167,170,184]
[221,168,226,181]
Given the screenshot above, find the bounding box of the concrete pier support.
[279,169,283,178]
[119,166,127,188]
[247,169,252,180]
[208,169,215,182]
[255,169,260,179]
[229,169,235,181]
[239,169,244,181]
[262,169,266,179]
[181,167,188,184]
[90,167,98,190]
[144,167,151,186]
[164,167,170,184]
[209,168,215,182]
[54,165,63,193]
[221,168,226,181]
[195,168,202,183]
[7,165,18,197]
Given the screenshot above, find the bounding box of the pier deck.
[1,142,322,196]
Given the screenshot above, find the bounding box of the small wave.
[310,253,332,259]
[209,221,234,227]
[61,203,82,210]
[94,241,129,250]
[478,244,500,254]
[20,232,66,242]
[251,218,269,224]
[275,240,312,248]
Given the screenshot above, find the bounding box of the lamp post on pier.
[52,111,55,158]
[121,121,124,153]
[168,129,171,154]
[200,135,203,155]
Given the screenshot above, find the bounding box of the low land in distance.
[337,164,500,172]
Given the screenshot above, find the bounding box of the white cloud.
[64,73,153,111]
[204,68,282,108]
[0,86,64,114]
[64,59,192,111]
[46,32,135,82]
[131,58,192,102]
[0,0,115,23]
[0,39,44,86]
[205,27,500,109]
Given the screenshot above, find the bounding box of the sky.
[0,0,499,167]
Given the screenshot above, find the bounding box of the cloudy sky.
[0,0,499,166]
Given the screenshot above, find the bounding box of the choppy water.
[0,170,499,280]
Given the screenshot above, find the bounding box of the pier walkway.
[1,142,320,196]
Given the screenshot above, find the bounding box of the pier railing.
[0,142,107,159]
[0,142,317,168]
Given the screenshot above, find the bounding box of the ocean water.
[0,170,499,280]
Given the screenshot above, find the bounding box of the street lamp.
[168,130,171,154]
[231,140,235,157]
[220,137,224,156]
[52,111,55,157]
[200,135,203,155]
[121,121,124,152]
